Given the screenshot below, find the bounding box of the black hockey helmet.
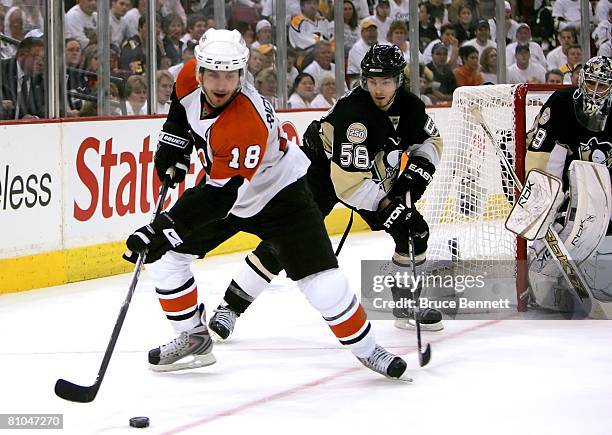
[573,55,612,132]
[360,44,406,79]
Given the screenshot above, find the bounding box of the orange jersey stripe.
[158,288,198,313]
[329,304,368,339]
[175,58,199,100]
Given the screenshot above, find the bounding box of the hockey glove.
[123,212,187,264]
[389,156,435,203]
[154,130,193,186]
[377,198,413,234]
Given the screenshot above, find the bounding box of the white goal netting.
[418,84,558,309]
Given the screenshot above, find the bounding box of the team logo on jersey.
[579,137,612,168]
[346,122,367,144]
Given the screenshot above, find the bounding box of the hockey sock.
[298,268,376,358]
[156,276,200,334]
[221,252,278,314]
[146,251,201,334]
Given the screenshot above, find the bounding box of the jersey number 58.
[340,143,370,170]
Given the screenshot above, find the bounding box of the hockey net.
[420,84,564,312]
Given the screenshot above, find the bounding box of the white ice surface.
[1,232,611,435]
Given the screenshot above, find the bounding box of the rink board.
[0,111,370,294]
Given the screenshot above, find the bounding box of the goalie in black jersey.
[207,44,446,339]
[523,56,612,313]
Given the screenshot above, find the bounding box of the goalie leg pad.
[298,269,375,358]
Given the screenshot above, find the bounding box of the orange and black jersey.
[163,59,310,229]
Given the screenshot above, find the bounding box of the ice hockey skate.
[391,285,444,332]
[208,304,238,341]
[357,345,412,381]
[148,304,216,372]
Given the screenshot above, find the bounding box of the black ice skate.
[358,345,412,381]
[208,304,239,341]
[148,304,216,372]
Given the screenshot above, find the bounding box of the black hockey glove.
[154,130,193,186]
[302,120,325,159]
[377,198,413,234]
[389,156,435,203]
[123,212,187,264]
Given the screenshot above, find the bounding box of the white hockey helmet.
[194,28,250,84]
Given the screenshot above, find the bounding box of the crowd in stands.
[1,0,612,119]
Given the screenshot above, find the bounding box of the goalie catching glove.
[388,155,435,203]
[123,213,188,264]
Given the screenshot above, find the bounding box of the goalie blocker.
[506,161,612,317]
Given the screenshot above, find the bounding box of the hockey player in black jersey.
[525,55,612,312]
[207,44,446,340]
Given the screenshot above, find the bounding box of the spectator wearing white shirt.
[552,0,593,32]
[479,46,497,84]
[462,19,496,60]
[156,70,173,114]
[546,26,577,71]
[595,0,612,25]
[347,18,379,86]
[288,72,316,109]
[367,0,392,44]
[261,0,302,22]
[387,20,426,64]
[303,41,336,88]
[488,1,519,43]
[343,0,360,53]
[599,38,612,57]
[593,7,612,48]
[110,0,131,50]
[389,0,410,23]
[289,0,333,51]
[505,23,546,70]
[251,19,275,50]
[310,73,337,109]
[506,45,546,84]
[125,74,148,116]
[422,23,459,67]
[64,0,98,49]
[125,0,145,38]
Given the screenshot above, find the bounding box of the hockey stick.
[406,192,432,367]
[55,180,171,403]
[470,106,597,317]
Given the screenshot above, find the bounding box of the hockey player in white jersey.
[522,56,612,316]
[123,29,411,378]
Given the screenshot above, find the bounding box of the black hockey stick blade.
[54,378,100,403]
[419,343,432,367]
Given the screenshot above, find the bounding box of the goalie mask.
[573,56,612,132]
[360,44,406,92]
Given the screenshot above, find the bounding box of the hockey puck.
[129,417,150,428]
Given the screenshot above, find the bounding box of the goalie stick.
[469,106,600,318]
[55,179,172,403]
